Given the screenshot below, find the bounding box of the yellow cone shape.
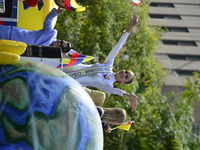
[0,40,27,55]
[0,52,20,65]
[70,0,86,12]
[0,40,27,65]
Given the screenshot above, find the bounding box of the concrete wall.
[149,0,200,87]
[158,46,200,55]
[149,7,200,16]
[151,0,200,4]
[149,0,200,123]
[194,102,200,122]
[162,86,200,122]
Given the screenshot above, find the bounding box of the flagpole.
[110,121,135,131]
[111,127,118,131]
[60,47,64,71]
[65,57,98,59]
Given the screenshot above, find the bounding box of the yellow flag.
[115,121,134,131]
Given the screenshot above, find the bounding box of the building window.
[149,14,181,19]
[162,27,189,32]
[150,3,174,7]
[163,40,197,46]
[193,122,200,136]
[168,55,187,60]
[186,56,200,61]
[163,40,178,45]
[168,55,200,61]
[175,70,196,76]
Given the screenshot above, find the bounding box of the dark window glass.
[186,56,200,61]
[170,28,188,32]
[162,40,197,46]
[150,3,158,7]
[150,3,174,7]
[158,4,174,7]
[164,15,181,19]
[162,27,189,32]
[168,55,186,60]
[149,14,181,19]
[168,55,200,61]
[178,41,197,46]
[162,40,178,45]
[175,70,195,76]
[149,14,164,19]
[193,122,200,136]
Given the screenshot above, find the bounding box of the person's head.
[114,70,135,84]
[100,107,126,125]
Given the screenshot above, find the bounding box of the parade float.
[0,1,103,149]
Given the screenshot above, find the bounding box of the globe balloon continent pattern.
[0,60,103,150]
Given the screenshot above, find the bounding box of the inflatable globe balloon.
[0,60,103,150]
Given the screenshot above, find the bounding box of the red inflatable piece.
[25,0,38,7]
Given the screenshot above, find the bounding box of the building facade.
[149,0,200,135]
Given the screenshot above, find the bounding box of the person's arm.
[98,86,125,97]
[43,7,65,30]
[103,32,130,65]
[98,85,140,110]
[102,122,111,134]
[126,14,141,33]
[104,14,140,64]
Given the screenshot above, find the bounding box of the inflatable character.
[22,0,44,10]
[54,0,85,12]
[0,40,103,150]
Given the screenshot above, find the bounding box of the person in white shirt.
[63,14,141,110]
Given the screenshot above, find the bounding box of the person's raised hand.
[55,7,65,14]
[129,95,140,110]
[123,93,140,110]
[104,126,112,134]
[126,14,141,33]
[130,14,141,27]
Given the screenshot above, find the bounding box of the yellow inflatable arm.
[0,40,27,65]
[0,52,20,65]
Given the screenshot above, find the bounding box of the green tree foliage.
[55,0,200,149]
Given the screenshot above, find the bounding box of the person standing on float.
[63,14,141,110]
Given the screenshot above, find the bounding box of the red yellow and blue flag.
[56,53,95,68]
[64,0,86,12]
